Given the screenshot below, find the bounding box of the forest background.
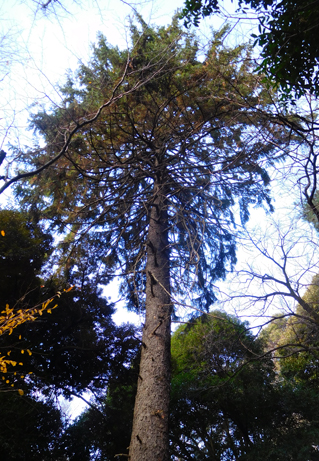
[1,1,319,460]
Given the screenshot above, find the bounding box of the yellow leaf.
[18,389,24,396]
[1,230,5,236]
[42,299,51,309]
[20,375,24,379]
[27,350,32,356]
[20,350,24,354]
[19,335,21,340]
[64,285,74,293]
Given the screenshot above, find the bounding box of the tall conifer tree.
[18,17,286,460]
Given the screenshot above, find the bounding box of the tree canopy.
[181,0,319,98]
[171,310,319,460]
[19,18,283,312]
[1,5,318,459]
[0,209,140,459]
[57,308,319,460]
[14,16,288,460]
[0,209,52,307]
[170,311,276,460]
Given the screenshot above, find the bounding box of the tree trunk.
[129,181,171,461]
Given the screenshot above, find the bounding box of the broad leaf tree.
[17,17,285,460]
[260,287,319,461]
[170,311,279,460]
[171,310,319,460]
[0,209,140,461]
[0,210,139,398]
[61,354,139,461]
[0,209,52,308]
[0,392,64,461]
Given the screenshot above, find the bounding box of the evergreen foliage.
[170,312,277,460]
[61,368,139,460]
[169,310,319,460]
[2,3,319,460]
[0,209,140,458]
[181,0,319,98]
[18,18,282,313]
[15,17,287,459]
[64,310,319,460]
[0,209,52,307]
[260,281,319,461]
[0,392,63,461]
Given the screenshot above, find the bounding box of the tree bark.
[129,181,171,461]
